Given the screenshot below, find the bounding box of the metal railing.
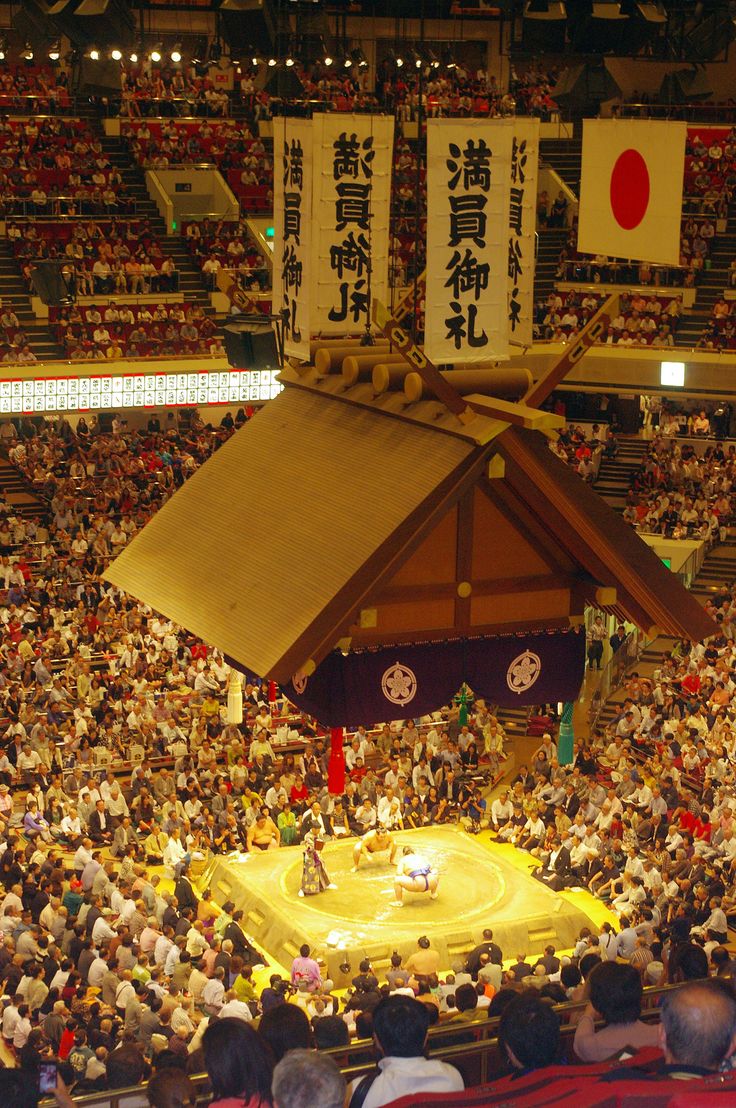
[588,627,648,734]
[617,102,736,124]
[0,196,144,218]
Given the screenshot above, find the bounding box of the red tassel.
[327,727,345,795]
[268,680,277,704]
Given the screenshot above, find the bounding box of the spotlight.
[285,55,295,67]
[267,56,277,67]
[344,56,352,67]
[22,43,34,61]
[0,49,5,61]
[111,48,122,61]
[251,53,260,66]
[89,47,100,61]
[150,46,162,63]
[129,51,138,63]
[349,47,368,68]
[170,44,182,63]
[395,54,404,67]
[48,42,61,61]
[324,54,333,66]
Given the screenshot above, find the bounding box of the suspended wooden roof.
[105,331,715,684]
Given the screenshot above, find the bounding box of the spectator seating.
[49,302,221,360]
[121,64,230,118]
[0,63,71,113]
[184,219,269,291]
[537,290,684,347]
[684,125,736,213]
[10,218,179,297]
[0,117,131,216]
[123,119,273,210]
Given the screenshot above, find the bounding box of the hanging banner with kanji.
[273,117,313,360]
[311,113,394,335]
[508,118,539,348]
[426,119,513,364]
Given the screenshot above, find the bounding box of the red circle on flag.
[610,149,650,230]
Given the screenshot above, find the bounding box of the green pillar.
[558,701,574,766]
[455,684,471,728]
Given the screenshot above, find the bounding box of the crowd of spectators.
[185,220,270,294]
[48,302,221,361]
[122,66,230,119]
[556,227,697,290]
[535,289,684,348]
[0,117,131,218]
[10,219,179,299]
[0,302,36,366]
[697,295,736,351]
[684,128,736,214]
[0,65,71,115]
[550,421,618,483]
[0,408,732,1103]
[123,119,273,211]
[622,427,734,542]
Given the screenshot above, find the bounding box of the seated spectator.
[272,1049,346,1108]
[346,995,464,1107]
[202,1018,274,1107]
[573,961,660,1062]
[498,992,561,1073]
[660,979,736,1075]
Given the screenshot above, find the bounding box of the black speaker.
[224,322,279,370]
[78,57,122,94]
[30,261,73,306]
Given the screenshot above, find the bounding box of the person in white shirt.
[163,829,187,870]
[218,993,253,1022]
[490,791,514,831]
[92,910,117,945]
[202,968,226,1016]
[347,995,463,1108]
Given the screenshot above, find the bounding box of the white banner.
[273,117,312,361]
[508,118,539,349]
[426,119,513,364]
[311,113,394,335]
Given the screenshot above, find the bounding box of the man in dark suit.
[300,802,333,842]
[465,929,503,976]
[174,868,199,913]
[223,909,266,966]
[437,769,461,808]
[88,800,112,845]
[562,784,580,821]
[534,838,573,892]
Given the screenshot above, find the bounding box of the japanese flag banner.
[426,119,513,364]
[577,119,686,267]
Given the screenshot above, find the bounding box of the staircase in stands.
[593,435,649,512]
[594,540,735,733]
[99,134,214,308]
[0,241,53,359]
[0,123,226,362]
[0,454,46,518]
